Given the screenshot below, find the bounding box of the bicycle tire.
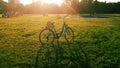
[64,27,74,43]
[39,28,55,45]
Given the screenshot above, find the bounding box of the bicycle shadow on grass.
[11,40,91,68]
[34,40,91,68]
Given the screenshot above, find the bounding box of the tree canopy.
[0,0,7,13]
[0,0,120,14]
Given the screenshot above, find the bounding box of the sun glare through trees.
[44,0,63,6]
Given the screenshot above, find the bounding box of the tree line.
[0,0,120,14]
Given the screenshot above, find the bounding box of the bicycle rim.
[39,29,55,45]
[65,27,74,43]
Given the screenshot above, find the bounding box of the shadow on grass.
[80,14,120,18]
[11,40,92,68]
[80,15,110,18]
[34,40,92,68]
[11,39,120,68]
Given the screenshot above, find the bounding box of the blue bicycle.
[39,16,74,45]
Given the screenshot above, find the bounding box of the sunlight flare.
[44,0,63,6]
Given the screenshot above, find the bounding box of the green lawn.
[0,14,120,68]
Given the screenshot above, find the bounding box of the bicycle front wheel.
[39,28,55,45]
[65,27,74,43]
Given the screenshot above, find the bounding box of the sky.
[3,0,120,5]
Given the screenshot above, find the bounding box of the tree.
[79,0,88,13]
[71,0,79,14]
[61,0,79,14]
[1,0,24,18]
[0,0,7,13]
[91,0,98,15]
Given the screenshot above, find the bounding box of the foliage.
[1,0,120,14]
[23,0,120,14]
[0,14,120,68]
[24,2,61,14]
[0,0,7,13]
[79,0,120,14]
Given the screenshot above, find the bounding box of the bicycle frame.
[44,15,70,40]
[52,22,68,39]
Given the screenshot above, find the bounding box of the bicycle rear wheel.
[64,27,74,43]
[39,28,55,45]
